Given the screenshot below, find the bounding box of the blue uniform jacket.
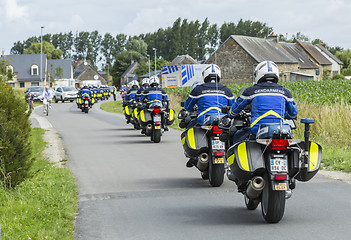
[125,88,139,104]
[229,82,298,134]
[184,81,234,125]
[140,87,169,104]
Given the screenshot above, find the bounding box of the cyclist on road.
[42,86,53,114]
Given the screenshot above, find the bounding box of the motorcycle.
[218,106,322,223]
[138,101,174,143]
[178,103,227,187]
[77,94,91,113]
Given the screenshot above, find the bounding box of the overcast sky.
[1,0,350,56]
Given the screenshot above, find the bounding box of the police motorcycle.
[76,87,93,113]
[138,100,174,143]
[178,102,227,187]
[218,104,322,223]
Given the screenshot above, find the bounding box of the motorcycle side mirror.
[221,106,230,114]
[180,101,185,107]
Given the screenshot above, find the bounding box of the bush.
[0,82,33,188]
[331,73,346,80]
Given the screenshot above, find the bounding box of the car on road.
[54,86,78,103]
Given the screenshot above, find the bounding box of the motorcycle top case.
[139,109,152,127]
[227,141,265,182]
[181,127,208,158]
[166,108,175,126]
[295,141,322,182]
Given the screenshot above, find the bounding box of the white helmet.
[149,76,160,87]
[254,61,279,84]
[141,78,150,87]
[202,64,221,83]
[130,80,139,88]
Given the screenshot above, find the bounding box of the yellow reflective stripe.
[181,137,186,145]
[309,142,319,171]
[198,107,221,117]
[147,99,162,104]
[140,110,145,122]
[169,109,174,121]
[250,110,285,128]
[187,128,196,149]
[228,154,235,166]
[134,108,139,118]
[237,142,250,171]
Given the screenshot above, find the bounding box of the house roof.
[295,40,331,65]
[2,54,47,81]
[315,44,343,65]
[231,35,298,64]
[279,42,318,69]
[47,59,73,79]
[140,70,161,78]
[169,55,197,65]
[121,62,139,78]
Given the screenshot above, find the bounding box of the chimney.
[267,32,279,43]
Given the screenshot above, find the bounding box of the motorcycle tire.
[152,129,161,143]
[261,173,286,223]
[84,108,89,114]
[244,195,259,210]
[208,160,224,187]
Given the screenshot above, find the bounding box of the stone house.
[73,60,107,88]
[206,35,338,83]
[120,62,139,87]
[315,44,343,76]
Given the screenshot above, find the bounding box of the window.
[31,82,39,86]
[31,65,39,76]
[20,82,25,88]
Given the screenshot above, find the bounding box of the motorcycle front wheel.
[261,173,285,223]
[208,160,224,187]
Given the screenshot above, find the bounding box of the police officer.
[124,80,140,106]
[228,60,298,143]
[183,64,234,128]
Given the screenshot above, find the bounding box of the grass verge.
[100,100,124,114]
[0,128,78,239]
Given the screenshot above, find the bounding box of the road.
[34,100,351,240]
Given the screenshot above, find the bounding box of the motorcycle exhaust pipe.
[145,124,153,136]
[197,153,209,171]
[246,176,265,200]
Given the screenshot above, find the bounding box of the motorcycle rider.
[183,64,234,167]
[78,85,93,107]
[135,78,150,102]
[228,60,298,144]
[123,80,140,106]
[183,64,234,128]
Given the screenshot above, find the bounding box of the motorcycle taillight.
[211,126,222,134]
[85,97,89,100]
[153,108,161,113]
[269,139,289,150]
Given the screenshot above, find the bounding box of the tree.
[207,24,219,55]
[24,41,63,59]
[101,33,117,67]
[125,39,148,56]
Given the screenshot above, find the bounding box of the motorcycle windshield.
[149,101,163,109]
[203,113,225,126]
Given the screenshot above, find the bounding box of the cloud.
[4,0,28,21]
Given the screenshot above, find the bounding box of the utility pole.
[40,26,44,86]
[147,54,150,78]
[152,48,157,77]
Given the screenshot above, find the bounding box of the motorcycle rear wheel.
[208,160,224,187]
[261,173,285,223]
[152,129,161,143]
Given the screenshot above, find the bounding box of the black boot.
[186,158,197,168]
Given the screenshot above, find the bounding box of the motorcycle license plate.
[212,140,225,150]
[153,115,161,122]
[154,125,161,129]
[274,182,287,191]
[214,157,224,164]
[270,158,288,172]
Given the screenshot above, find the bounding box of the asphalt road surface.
[35,100,351,240]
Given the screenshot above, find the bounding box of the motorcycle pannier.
[166,109,175,126]
[227,141,265,181]
[124,106,133,117]
[181,127,208,158]
[138,109,152,127]
[295,141,322,182]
